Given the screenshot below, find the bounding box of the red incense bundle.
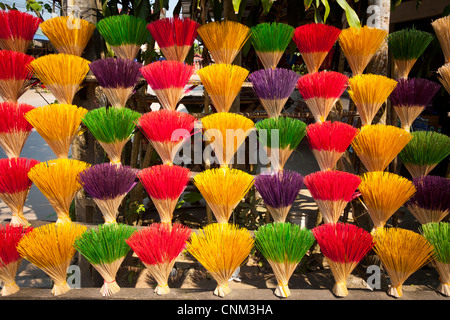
[0,10,41,53]
[0,50,34,102]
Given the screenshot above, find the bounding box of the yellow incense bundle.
[437,63,450,95]
[432,15,450,64]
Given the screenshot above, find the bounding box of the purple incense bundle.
[248,68,300,118]
[389,78,441,131]
[89,57,143,108]
[407,175,450,225]
[78,163,139,224]
[254,169,304,223]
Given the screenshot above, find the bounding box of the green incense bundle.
[254,222,315,298]
[73,223,136,296]
[251,22,295,69]
[398,130,450,178]
[82,107,141,164]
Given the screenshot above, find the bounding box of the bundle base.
[404,163,437,178]
[0,260,22,296]
[434,261,450,297]
[0,78,30,103]
[0,130,31,159]
[407,204,449,225]
[214,282,232,297]
[311,149,343,172]
[259,97,289,118]
[393,105,424,132]
[100,280,121,296]
[394,59,417,79]
[256,51,284,70]
[111,44,141,61]
[301,51,328,74]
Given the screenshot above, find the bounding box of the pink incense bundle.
[304,170,361,224]
[0,50,34,102]
[306,121,358,171]
[0,10,41,53]
[297,71,349,123]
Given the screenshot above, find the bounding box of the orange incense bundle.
[0,10,41,53]
[0,50,34,103]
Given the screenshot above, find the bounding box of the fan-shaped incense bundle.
[248,68,300,118]
[0,102,35,159]
[78,163,138,224]
[373,227,435,298]
[186,223,254,297]
[193,168,254,224]
[138,109,197,165]
[24,104,88,159]
[304,170,361,224]
[254,170,304,223]
[39,16,95,56]
[96,15,149,60]
[27,159,91,225]
[351,124,412,172]
[0,158,39,226]
[0,10,41,53]
[297,71,349,123]
[16,222,87,295]
[0,224,32,296]
[126,222,192,295]
[197,64,249,113]
[292,23,341,74]
[389,78,441,131]
[74,223,136,296]
[306,121,358,171]
[388,27,434,79]
[312,223,374,297]
[89,58,142,108]
[138,164,190,224]
[140,60,195,111]
[0,50,34,102]
[359,171,416,230]
[147,17,199,62]
[421,222,450,296]
[338,26,388,76]
[82,106,141,164]
[348,74,397,126]
[437,63,450,94]
[255,222,315,297]
[197,20,251,64]
[255,116,306,171]
[432,15,450,64]
[250,22,295,69]
[398,130,450,178]
[407,176,450,225]
[29,53,90,104]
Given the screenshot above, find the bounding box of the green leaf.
[335,0,361,28]
[232,0,241,13]
[182,192,203,204]
[320,0,330,23]
[0,3,6,10]
[304,0,313,10]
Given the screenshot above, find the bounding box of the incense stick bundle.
[197,20,251,64]
[389,78,441,131]
[74,223,136,296]
[0,10,41,53]
[126,223,192,295]
[24,104,88,159]
[78,163,139,224]
[193,168,254,224]
[297,71,349,123]
[372,227,435,298]
[16,222,87,295]
[292,23,341,74]
[255,116,306,171]
[358,171,416,230]
[437,63,450,94]
[137,109,197,165]
[254,170,304,223]
[0,158,39,226]
[39,16,95,56]
[338,26,388,76]
[432,15,450,64]
[407,176,450,225]
[147,17,199,62]
[250,22,295,69]
[201,112,254,168]
[27,159,91,225]
[348,74,398,126]
[29,53,90,104]
[351,124,412,172]
[196,64,249,113]
[0,224,32,296]
[304,170,361,224]
[138,164,190,224]
[186,223,254,297]
[0,50,34,102]
[388,27,434,79]
[89,58,143,108]
[140,60,195,111]
[398,130,450,178]
[248,68,300,118]
[96,15,149,60]
[82,106,141,164]
[255,222,315,297]
[0,102,35,159]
